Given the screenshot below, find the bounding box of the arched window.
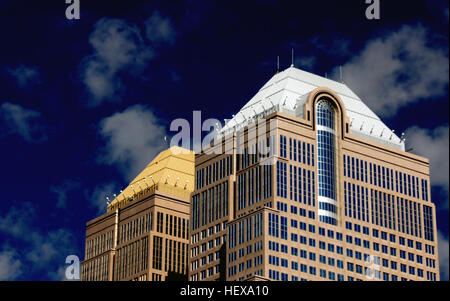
[316,99,337,225]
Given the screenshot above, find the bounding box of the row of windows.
[192,264,221,280]
[191,221,227,245]
[343,155,429,202]
[283,217,432,265]
[164,239,188,275]
[277,162,316,207]
[119,213,153,245]
[191,181,229,230]
[191,250,220,271]
[190,234,226,259]
[164,214,189,239]
[228,241,263,263]
[86,230,114,260]
[237,165,273,210]
[196,155,233,190]
[114,237,148,280]
[290,165,316,206]
[267,249,431,281]
[81,253,109,281]
[228,213,263,248]
[317,130,336,201]
[285,136,316,167]
[344,182,426,239]
[237,136,276,171]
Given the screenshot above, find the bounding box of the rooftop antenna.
[277,56,280,73]
[291,48,294,67]
[164,136,169,149]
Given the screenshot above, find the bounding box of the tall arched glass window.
[316,99,337,225]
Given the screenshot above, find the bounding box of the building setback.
[81,146,195,281]
[188,66,440,281]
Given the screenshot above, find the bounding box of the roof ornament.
[120,190,126,200]
[137,181,143,191]
[175,177,180,186]
[400,132,406,143]
[106,196,110,205]
[143,178,149,188]
[165,174,170,184]
[149,175,155,185]
[130,185,136,194]
[340,66,344,83]
[380,128,385,137]
[350,118,354,127]
[360,121,365,131]
[389,130,395,140]
[164,136,169,149]
[370,125,375,134]
[184,180,190,189]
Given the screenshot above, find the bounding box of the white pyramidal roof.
[220,66,405,151]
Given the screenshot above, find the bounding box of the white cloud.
[332,25,449,117]
[81,12,176,106]
[50,180,81,209]
[98,104,167,181]
[0,249,22,281]
[438,231,449,281]
[405,125,449,194]
[144,11,176,46]
[88,182,118,214]
[0,102,47,143]
[5,65,40,87]
[0,203,78,280]
[294,56,316,70]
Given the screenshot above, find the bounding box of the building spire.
[276,56,280,74]
[291,48,294,67]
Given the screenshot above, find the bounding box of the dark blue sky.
[0,0,448,281]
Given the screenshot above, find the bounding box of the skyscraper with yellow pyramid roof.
[81,146,195,281]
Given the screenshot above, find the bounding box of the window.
[372,229,379,238]
[316,99,337,225]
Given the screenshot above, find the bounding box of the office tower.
[188,66,440,281]
[81,146,194,281]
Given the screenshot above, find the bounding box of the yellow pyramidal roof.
[107,146,195,211]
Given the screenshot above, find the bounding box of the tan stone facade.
[188,88,440,281]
